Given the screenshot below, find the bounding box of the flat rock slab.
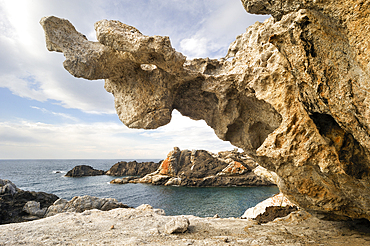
[1,208,370,245]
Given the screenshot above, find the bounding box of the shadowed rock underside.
[40,0,370,220]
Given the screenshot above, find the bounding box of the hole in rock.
[309,113,370,179]
[248,121,277,150]
[225,97,282,151]
[140,64,157,71]
[226,57,234,62]
[173,78,219,121]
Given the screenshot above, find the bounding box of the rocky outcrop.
[66,161,161,178]
[164,216,190,234]
[124,147,274,187]
[254,205,298,224]
[23,201,48,218]
[0,179,18,195]
[40,0,370,220]
[65,165,105,177]
[0,179,131,224]
[106,161,160,176]
[242,193,297,219]
[0,179,59,224]
[45,195,131,217]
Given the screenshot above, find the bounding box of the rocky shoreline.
[1,189,370,245]
[66,148,277,187]
[2,178,370,245]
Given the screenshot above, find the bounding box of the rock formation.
[65,161,161,178]
[164,216,190,234]
[65,165,105,177]
[45,195,131,217]
[242,193,297,219]
[112,147,274,187]
[106,161,160,176]
[0,179,59,224]
[0,179,18,195]
[40,0,370,220]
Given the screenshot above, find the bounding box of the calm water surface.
[0,159,279,218]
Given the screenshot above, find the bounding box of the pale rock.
[23,201,47,217]
[40,0,370,220]
[0,179,17,195]
[252,165,280,184]
[136,204,154,210]
[241,193,297,219]
[164,177,182,186]
[1,206,370,245]
[136,204,166,215]
[164,216,190,234]
[217,161,248,176]
[45,195,129,217]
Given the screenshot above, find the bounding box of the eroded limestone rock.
[40,0,370,220]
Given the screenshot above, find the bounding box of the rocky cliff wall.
[40,0,370,220]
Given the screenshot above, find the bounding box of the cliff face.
[40,0,370,220]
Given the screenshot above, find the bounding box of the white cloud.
[30,106,79,121]
[141,110,234,153]
[178,0,268,59]
[0,0,115,114]
[180,37,209,58]
[0,111,235,159]
[0,120,144,159]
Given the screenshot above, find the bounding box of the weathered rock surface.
[106,160,160,176]
[1,204,370,245]
[45,195,131,217]
[0,179,59,225]
[242,193,297,219]
[40,0,370,220]
[254,205,298,224]
[23,201,48,218]
[165,216,190,234]
[126,147,274,187]
[0,179,18,195]
[65,165,105,177]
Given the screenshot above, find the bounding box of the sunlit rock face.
[40,0,370,220]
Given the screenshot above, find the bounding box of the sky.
[0,0,268,159]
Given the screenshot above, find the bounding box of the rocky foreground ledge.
[2,179,370,245]
[1,203,370,245]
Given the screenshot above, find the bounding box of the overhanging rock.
[40,0,370,220]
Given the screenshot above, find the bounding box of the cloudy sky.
[0,0,268,159]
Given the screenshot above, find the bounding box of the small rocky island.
[65,161,161,178]
[111,148,276,187]
[65,148,277,187]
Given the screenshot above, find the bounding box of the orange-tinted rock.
[159,158,171,175]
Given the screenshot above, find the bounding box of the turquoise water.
[0,159,279,218]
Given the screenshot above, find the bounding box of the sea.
[0,159,279,218]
